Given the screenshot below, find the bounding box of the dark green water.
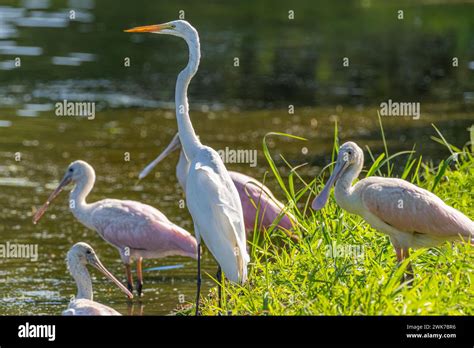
[0,0,472,315]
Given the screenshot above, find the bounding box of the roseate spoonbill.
[63,242,133,316]
[33,160,197,296]
[139,133,298,240]
[125,20,249,314]
[312,141,474,278]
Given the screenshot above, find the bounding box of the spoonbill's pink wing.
[361,178,474,239]
[230,171,295,232]
[89,199,197,259]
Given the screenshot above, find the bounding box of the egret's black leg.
[195,243,201,316]
[216,266,222,311]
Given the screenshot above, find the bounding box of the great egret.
[313,142,474,280]
[33,160,198,297]
[125,20,249,314]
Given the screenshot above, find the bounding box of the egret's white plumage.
[186,150,249,283]
[125,20,249,313]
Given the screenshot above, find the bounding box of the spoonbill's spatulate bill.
[139,132,298,240]
[125,20,249,315]
[63,242,133,316]
[312,141,474,276]
[33,160,198,296]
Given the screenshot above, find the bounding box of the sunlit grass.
[182,121,474,316]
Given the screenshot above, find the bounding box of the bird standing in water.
[125,20,249,314]
[33,160,198,297]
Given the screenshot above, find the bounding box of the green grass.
[182,122,474,316]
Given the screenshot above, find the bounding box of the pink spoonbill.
[312,141,474,278]
[125,20,249,315]
[138,133,298,241]
[33,160,198,296]
[63,242,133,315]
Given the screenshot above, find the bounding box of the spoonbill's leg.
[136,257,143,297]
[395,247,406,284]
[216,266,222,311]
[125,264,134,293]
[403,248,414,282]
[395,247,403,263]
[395,247,413,283]
[195,243,202,316]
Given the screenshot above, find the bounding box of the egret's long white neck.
[175,33,202,161]
[69,171,95,228]
[68,257,93,301]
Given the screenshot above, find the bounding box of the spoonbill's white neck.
[175,32,202,161]
[67,256,93,301]
[334,157,364,212]
[69,171,95,227]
